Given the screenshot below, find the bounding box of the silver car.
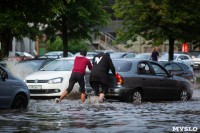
[0,65,30,109]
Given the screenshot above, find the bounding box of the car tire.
[132,90,142,104]
[180,90,188,102]
[11,95,28,109]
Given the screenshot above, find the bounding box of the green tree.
[47,38,88,53]
[113,0,200,61]
[44,0,110,57]
[0,0,109,60]
[0,0,56,61]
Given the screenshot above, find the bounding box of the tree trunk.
[0,30,12,61]
[62,16,68,57]
[168,37,175,61]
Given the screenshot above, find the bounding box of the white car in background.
[192,54,200,69]
[24,57,92,97]
[40,51,74,59]
[159,54,194,68]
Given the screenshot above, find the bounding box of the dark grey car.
[86,59,193,103]
[159,61,196,83]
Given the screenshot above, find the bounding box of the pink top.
[72,56,92,75]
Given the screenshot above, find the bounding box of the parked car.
[192,54,200,69]
[0,65,30,109]
[188,51,200,59]
[95,50,115,54]
[41,51,74,58]
[24,57,92,97]
[9,58,55,80]
[74,52,98,57]
[159,54,194,68]
[159,62,196,83]
[85,59,193,103]
[134,53,151,59]
[110,52,135,59]
[8,52,34,61]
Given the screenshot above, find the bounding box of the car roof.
[163,53,189,56]
[136,53,151,55]
[113,58,151,63]
[57,56,93,60]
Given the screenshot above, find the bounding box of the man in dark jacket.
[59,50,92,103]
[150,47,159,61]
[89,53,117,102]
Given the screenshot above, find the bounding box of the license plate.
[28,85,42,89]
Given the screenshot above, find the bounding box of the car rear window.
[113,60,132,72]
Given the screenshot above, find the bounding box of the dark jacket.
[89,53,115,85]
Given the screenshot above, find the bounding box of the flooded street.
[0,89,200,133]
[0,60,200,132]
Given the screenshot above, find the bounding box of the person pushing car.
[59,50,92,103]
[89,53,117,102]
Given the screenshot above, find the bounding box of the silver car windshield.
[41,60,74,71]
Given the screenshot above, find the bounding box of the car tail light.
[116,74,124,85]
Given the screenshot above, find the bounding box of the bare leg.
[99,93,105,102]
[81,93,86,103]
[59,91,68,103]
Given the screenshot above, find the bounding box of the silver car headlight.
[48,77,63,84]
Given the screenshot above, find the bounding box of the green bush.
[47,38,88,54]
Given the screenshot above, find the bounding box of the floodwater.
[0,90,200,133]
[1,60,200,132]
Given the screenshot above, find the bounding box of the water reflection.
[0,92,200,133]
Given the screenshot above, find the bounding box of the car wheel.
[12,95,28,109]
[132,90,142,104]
[180,90,188,101]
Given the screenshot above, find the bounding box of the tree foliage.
[113,0,200,61]
[47,38,88,54]
[0,0,109,60]
[44,0,110,57]
[0,0,55,60]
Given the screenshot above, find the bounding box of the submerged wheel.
[132,90,142,104]
[11,95,28,109]
[180,90,188,102]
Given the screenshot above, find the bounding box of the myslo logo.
[172,127,198,132]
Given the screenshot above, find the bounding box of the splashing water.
[85,96,100,104]
[3,59,36,80]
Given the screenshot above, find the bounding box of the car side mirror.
[1,72,6,81]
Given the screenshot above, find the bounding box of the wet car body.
[159,61,196,83]
[0,65,30,109]
[86,59,193,102]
